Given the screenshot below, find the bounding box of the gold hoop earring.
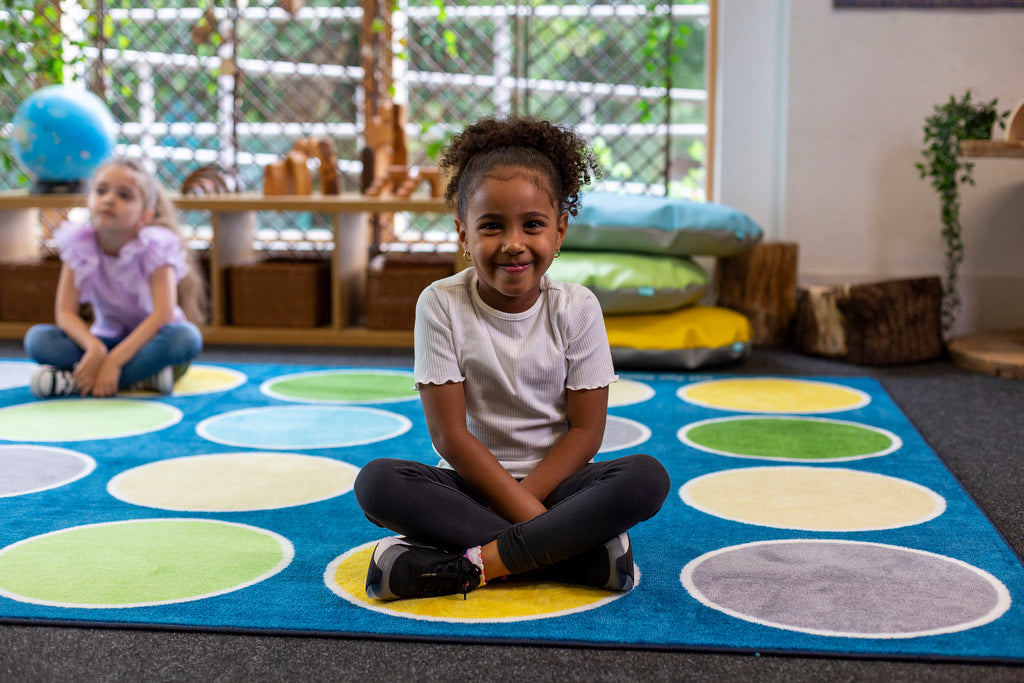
[554,249,561,258]
[462,251,472,261]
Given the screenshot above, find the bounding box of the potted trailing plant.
[916,91,1008,334]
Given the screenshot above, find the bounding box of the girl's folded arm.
[419,380,547,524]
[519,385,608,503]
[105,264,177,369]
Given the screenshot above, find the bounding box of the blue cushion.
[565,192,763,257]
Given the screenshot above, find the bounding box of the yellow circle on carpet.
[108,452,359,511]
[681,466,945,531]
[325,542,629,622]
[678,378,869,413]
[172,365,247,396]
[608,379,655,408]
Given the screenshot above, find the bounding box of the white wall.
[716,0,1024,337]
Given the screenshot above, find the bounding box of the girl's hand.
[88,359,122,397]
[71,342,107,395]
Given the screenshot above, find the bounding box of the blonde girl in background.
[24,157,205,398]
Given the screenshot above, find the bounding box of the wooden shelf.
[959,140,1024,158]
[952,140,1024,380]
[0,189,449,212]
[0,191,451,347]
[0,321,414,348]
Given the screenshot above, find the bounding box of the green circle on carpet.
[260,370,417,403]
[0,519,292,607]
[0,399,182,442]
[679,416,899,461]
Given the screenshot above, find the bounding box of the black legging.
[353,453,671,574]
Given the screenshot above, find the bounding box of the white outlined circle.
[0,445,96,498]
[678,415,901,462]
[260,368,418,404]
[678,378,871,414]
[0,361,36,390]
[324,539,636,623]
[171,364,247,396]
[682,539,1011,639]
[608,379,656,408]
[599,416,651,453]
[0,399,182,442]
[196,405,412,449]
[0,518,293,608]
[680,466,946,531]
[108,452,360,511]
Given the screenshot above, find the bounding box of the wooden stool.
[948,330,1024,380]
[715,241,799,346]
[792,277,945,365]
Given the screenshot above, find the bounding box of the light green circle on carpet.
[0,399,182,442]
[260,370,417,403]
[679,416,899,461]
[0,519,292,607]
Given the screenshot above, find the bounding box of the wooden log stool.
[792,277,945,365]
[715,241,799,347]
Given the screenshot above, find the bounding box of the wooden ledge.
[959,140,1024,158]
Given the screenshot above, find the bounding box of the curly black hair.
[439,116,601,219]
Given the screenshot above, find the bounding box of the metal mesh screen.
[2,1,709,254]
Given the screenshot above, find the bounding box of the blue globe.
[11,85,118,192]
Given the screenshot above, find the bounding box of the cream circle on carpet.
[608,379,656,408]
[108,452,360,511]
[680,466,946,531]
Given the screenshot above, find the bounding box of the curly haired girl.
[354,116,670,600]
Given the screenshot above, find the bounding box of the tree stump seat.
[791,276,945,365]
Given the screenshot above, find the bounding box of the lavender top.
[55,221,189,338]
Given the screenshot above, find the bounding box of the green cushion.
[566,192,763,257]
[547,251,707,314]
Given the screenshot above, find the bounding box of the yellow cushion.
[605,305,753,369]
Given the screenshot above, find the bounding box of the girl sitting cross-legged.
[353,116,671,600]
[24,157,205,398]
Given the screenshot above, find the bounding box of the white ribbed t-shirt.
[414,268,617,478]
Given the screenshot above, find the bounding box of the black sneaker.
[366,537,482,600]
[30,365,78,399]
[541,532,635,591]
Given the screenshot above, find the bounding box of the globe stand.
[30,179,85,195]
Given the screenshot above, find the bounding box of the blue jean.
[353,454,671,574]
[23,322,203,389]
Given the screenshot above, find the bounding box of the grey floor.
[1,341,1023,682]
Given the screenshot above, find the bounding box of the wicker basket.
[227,258,331,327]
[365,252,455,330]
[0,258,63,323]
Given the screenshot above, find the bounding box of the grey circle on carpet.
[682,539,1010,638]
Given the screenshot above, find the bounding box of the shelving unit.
[950,140,1024,379]
[0,190,451,347]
